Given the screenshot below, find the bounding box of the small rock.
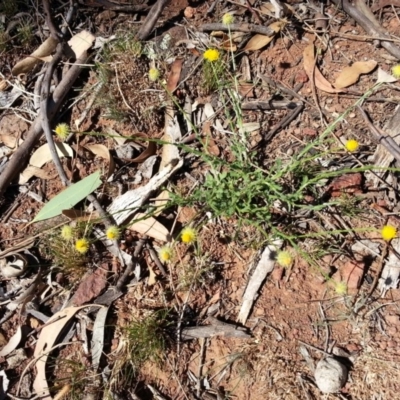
[341,260,365,291]
[7,348,27,369]
[346,343,360,353]
[302,127,317,137]
[386,315,400,325]
[328,173,363,198]
[295,70,309,83]
[315,357,348,393]
[379,341,387,350]
[184,6,196,19]
[387,340,397,348]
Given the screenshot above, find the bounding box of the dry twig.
[136,0,170,41]
[200,23,274,36]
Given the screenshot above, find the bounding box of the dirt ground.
[3,0,400,399]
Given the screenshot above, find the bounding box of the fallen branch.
[331,0,400,59]
[0,51,89,197]
[80,0,149,12]
[42,0,63,40]
[40,43,70,186]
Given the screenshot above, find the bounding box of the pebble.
[315,357,348,393]
[184,6,195,19]
[387,326,397,336]
[387,340,397,348]
[386,315,400,325]
[346,343,360,353]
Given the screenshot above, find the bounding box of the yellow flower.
[204,49,220,62]
[75,238,89,254]
[335,281,347,295]
[222,13,235,25]
[392,64,400,79]
[381,225,397,241]
[106,226,120,240]
[54,123,70,140]
[61,225,73,241]
[345,139,359,152]
[181,226,197,244]
[158,246,173,262]
[276,251,293,268]
[149,68,160,81]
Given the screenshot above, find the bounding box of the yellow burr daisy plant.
[392,64,400,79]
[381,225,397,241]
[61,225,73,241]
[54,123,70,140]
[203,49,220,62]
[106,226,120,240]
[149,68,160,82]
[75,238,90,254]
[158,245,173,262]
[345,139,359,152]
[222,13,235,25]
[202,49,224,92]
[276,250,293,268]
[335,281,348,295]
[181,226,197,244]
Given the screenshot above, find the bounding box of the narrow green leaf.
[31,170,102,223]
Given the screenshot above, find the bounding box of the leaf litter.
[2,1,400,399]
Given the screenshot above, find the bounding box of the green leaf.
[31,170,102,224]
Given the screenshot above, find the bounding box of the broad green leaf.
[31,170,102,224]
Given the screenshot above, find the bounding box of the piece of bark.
[181,316,250,341]
[379,238,400,294]
[367,105,400,186]
[238,240,282,324]
[107,158,183,225]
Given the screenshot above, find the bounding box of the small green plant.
[125,309,171,366]
[41,222,93,279]
[0,0,18,16]
[113,33,143,57]
[0,24,9,53]
[176,252,216,290]
[202,48,226,92]
[17,19,33,45]
[50,358,102,399]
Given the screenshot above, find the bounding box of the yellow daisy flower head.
[276,250,293,268]
[392,64,400,79]
[75,238,90,254]
[381,225,397,241]
[106,226,120,240]
[345,139,359,152]
[54,123,70,140]
[204,49,220,62]
[149,68,160,82]
[181,226,197,244]
[222,13,235,25]
[158,245,173,262]
[61,225,73,241]
[335,281,348,295]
